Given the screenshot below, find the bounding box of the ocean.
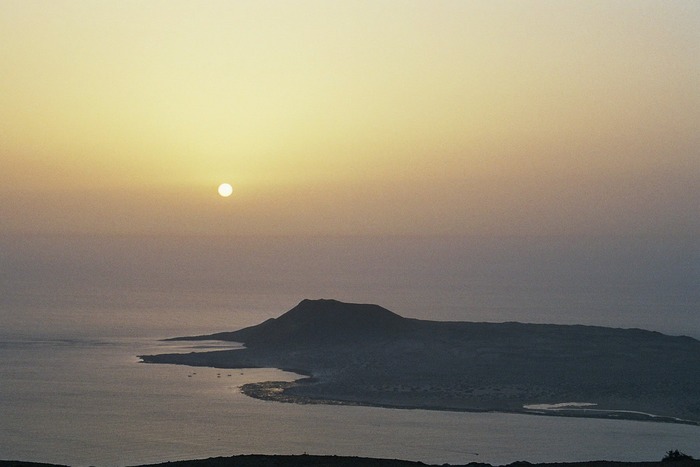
[1,234,698,465]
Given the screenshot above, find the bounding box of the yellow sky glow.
[1,1,698,236]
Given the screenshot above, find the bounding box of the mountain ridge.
[169,298,695,349]
[169,298,413,347]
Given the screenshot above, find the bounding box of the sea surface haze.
[1,233,698,338]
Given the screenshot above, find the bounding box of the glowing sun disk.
[217,183,233,197]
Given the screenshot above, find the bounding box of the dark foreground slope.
[3,456,699,467]
[141,299,700,424]
[137,455,700,467]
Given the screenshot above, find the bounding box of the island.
[140,299,700,425]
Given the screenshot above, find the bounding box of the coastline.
[140,349,700,427]
[237,376,700,427]
[139,346,700,427]
[139,300,700,427]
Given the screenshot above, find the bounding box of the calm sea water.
[1,234,698,465]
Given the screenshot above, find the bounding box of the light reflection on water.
[0,337,698,467]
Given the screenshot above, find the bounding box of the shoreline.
[139,299,700,428]
[137,356,700,427]
[237,374,700,427]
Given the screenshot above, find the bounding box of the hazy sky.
[2,0,698,236]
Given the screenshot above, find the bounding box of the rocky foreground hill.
[2,455,699,467]
[140,299,700,424]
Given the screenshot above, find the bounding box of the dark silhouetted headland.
[141,299,700,424]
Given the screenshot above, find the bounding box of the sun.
[217,183,233,197]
